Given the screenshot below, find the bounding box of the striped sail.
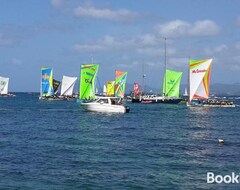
[115,71,127,98]
[189,59,212,103]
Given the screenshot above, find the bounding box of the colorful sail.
[53,79,61,94]
[162,70,183,98]
[189,59,212,102]
[0,76,9,95]
[106,80,115,96]
[41,67,54,97]
[79,64,99,100]
[134,82,140,96]
[60,75,77,96]
[115,71,127,98]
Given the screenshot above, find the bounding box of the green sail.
[79,64,99,100]
[162,69,183,98]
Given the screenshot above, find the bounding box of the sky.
[1,0,240,92]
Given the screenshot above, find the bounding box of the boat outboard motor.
[125,106,130,113]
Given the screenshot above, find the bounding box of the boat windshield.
[96,98,109,104]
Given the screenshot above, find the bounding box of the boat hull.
[187,102,236,108]
[202,104,235,108]
[132,98,141,103]
[39,96,65,101]
[152,98,182,104]
[132,96,182,104]
[81,102,127,113]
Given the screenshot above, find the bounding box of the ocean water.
[0,93,240,190]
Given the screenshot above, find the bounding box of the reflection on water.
[192,131,211,140]
[188,106,211,115]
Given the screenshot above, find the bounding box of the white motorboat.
[81,97,130,113]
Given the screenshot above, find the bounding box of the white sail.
[184,88,188,96]
[103,85,107,95]
[189,59,212,102]
[60,75,77,96]
[0,76,9,95]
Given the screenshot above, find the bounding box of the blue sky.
[1,0,240,92]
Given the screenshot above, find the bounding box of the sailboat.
[80,67,130,113]
[53,79,61,95]
[39,67,64,100]
[106,80,115,96]
[0,76,14,97]
[160,69,183,103]
[134,38,183,104]
[78,63,99,102]
[39,67,55,100]
[156,38,183,103]
[115,71,128,98]
[131,82,141,102]
[187,59,235,107]
[131,60,146,103]
[59,75,78,99]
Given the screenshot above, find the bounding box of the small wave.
[39,108,79,112]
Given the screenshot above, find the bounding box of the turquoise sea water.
[1,93,240,189]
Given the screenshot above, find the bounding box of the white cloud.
[72,19,221,56]
[74,34,165,53]
[118,59,155,69]
[74,5,138,22]
[118,63,135,68]
[214,45,228,53]
[155,20,220,37]
[73,44,105,52]
[73,35,135,52]
[137,34,160,46]
[137,47,164,56]
[137,47,176,57]
[145,61,159,67]
[204,44,228,55]
[167,58,188,69]
[50,0,65,8]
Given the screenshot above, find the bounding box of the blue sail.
[41,67,54,97]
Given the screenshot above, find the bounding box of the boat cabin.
[95,97,122,105]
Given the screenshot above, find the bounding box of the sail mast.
[164,37,167,97]
[187,56,190,105]
[40,67,42,97]
[142,59,146,93]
